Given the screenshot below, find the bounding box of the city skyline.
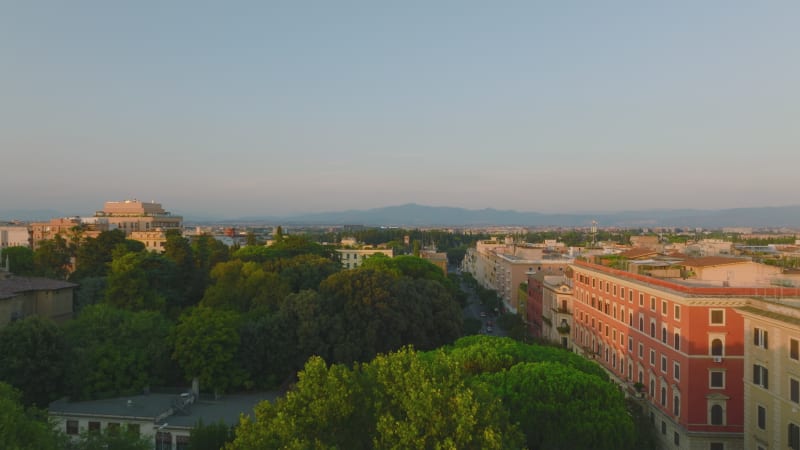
[2,2,799,217]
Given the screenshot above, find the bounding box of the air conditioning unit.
[713,356,723,363]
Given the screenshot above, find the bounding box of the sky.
[1,1,798,219]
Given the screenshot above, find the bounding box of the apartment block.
[571,257,800,450]
[464,239,572,314]
[737,299,800,450]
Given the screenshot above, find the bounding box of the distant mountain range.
[4,204,800,228]
[221,203,800,228]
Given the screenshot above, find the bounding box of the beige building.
[0,266,75,328]
[95,200,182,236]
[737,299,800,450]
[464,239,573,314]
[336,248,394,269]
[0,225,30,249]
[131,231,170,252]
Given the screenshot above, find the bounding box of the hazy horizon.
[2,2,798,217]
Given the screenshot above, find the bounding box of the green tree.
[0,246,36,276]
[71,229,143,280]
[0,317,67,407]
[476,362,635,449]
[227,349,523,450]
[172,306,246,394]
[64,305,174,400]
[33,235,72,279]
[189,419,235,450]
[0,382,60,450]
[201,260,290,312]
[105,251,179,313]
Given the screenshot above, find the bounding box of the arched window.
[711,339,723,356]
[710,404,723,425]
[650,322,656,338]
[662,327,667,343]
[674,332,681,351]
[639,317,644,332]
[661,386,667,406]
[673,395,680,416]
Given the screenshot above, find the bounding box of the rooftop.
[49,391,280,430]
[0,276,77,300]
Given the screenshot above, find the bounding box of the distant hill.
[229,203,800,228]
[0,209,66,222]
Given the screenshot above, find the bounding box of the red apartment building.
[569,259,800,450]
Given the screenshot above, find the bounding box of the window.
[661,386,667,406]
[673,431,680,446]
[790,378,799,404]
[711,338,724,356]
[674,330,681,351]
[710,404,724,425]
[661,421,667,435]
[156,431,173,450]
[107,423,120,434]
[753,364,769,389]
[66,420,78,435]
[620,332,624,346]
[176,435,190,450]
[628,336,633,352]
[650,349,655,366]
[661,355,667,373]
[621,287,625,299]
[710,370,725,388]
[754,327,769,349]
[673,362,680,381]
[650,321,656,338]
[662,326,667,343]
[88,421,100,433]
[629,290,633,302]
[710,309,724,325]
[127,424,140,436]
[791,338,799,361]
[639,293,644,306]
[709,444,724,450]
[629,311,633,326]
[638,343,644,358]
[790,423,800,450]
[662,300,668,316]
[673,395,680,416]
[651,296,656,311]
[674,304,681,321]
[757,405,766,430]
[613,285,617,296]
[639,315,644,332]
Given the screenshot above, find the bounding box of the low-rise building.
[0,264,75,327]
[336,248,394,269]
[49,390,277,450]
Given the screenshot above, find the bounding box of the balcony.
[556,324,570,334]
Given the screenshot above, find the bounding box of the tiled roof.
[680,257,750,268]
[618,248,659,259]
[0,276,77,300]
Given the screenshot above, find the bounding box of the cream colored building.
[738,299,800,450]
[336,248,394,269]
[542,275,574,348]
[0,225,30,249]
[95,200,182,236]
[464,239,573,314]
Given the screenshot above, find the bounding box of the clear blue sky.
[2,1,798,218]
